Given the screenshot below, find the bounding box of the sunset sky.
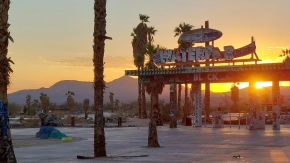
[8,0,290,93]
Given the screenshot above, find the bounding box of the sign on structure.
[179,28,222,43]
[153,41,256,64]
[152,25,259,65]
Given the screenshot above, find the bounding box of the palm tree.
[141,83,147,118]
[146,81,164,147]
[174,22,194,49]
[131,14,149,118]
[169,84,177,128]
[139,26,158,119]
[93,0,109,157]
[65,91,75,111]
[115,99,120,111]
[0,0,17,162]
[183,84,189,123]
[133,51,144,119]
[109,92,114,112]
[174,23,193,122]
[145,26,158,68]
[147,26,157,45]
[145,44,158,69]
[83,99,90,119]
[31,99,40,114]
[23,95,32,115]
[139,14,149,23]
[177,84,182,113]
[66,91,76,127]
[174,22,193,37]
[39,93,50,113]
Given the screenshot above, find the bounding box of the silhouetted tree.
[109,92,114,112]
[174,23,194,120]
[93,0,109,157]
[66,91,75,111]
[39,93,50,113]
[115,99,120,111]
[23,95,32,115]
[0,0,17,161]
[146,82,164,147]
[174,22,194,49]
[83,99,90,119]
[31,99,40,114]
[132,14,151,118]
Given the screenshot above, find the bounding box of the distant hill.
[8,76,170,105]
[8,76,290,106]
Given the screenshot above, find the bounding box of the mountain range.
[8,76,290,106]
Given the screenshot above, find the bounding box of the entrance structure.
[125,21,290,130]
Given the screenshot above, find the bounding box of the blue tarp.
[0,101,8,137]
[36,126,67,139]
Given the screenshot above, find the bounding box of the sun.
[255,82,272,89]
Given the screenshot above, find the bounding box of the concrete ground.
[12,125,290,163]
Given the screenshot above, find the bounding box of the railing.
[125,62,289,76]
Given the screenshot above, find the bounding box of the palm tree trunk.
[177,84,182,111]
[148,88,160,147]
[190,83,194,115]
[156,94,163,126]
[0,0,17,162]
[0,89,17,163]
[183,84,188,123]
[141,84,147,118]
[138,67,141,118]
[169,84,177,128]
[140,65,146,119]
[93,0,107,157]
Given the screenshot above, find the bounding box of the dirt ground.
[11,117,149,148]
[13,135,83,148]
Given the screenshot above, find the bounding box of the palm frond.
[139,14,150,23]
[174,27,182,37]
[148,26,157,35]
[8,32,14,43]
[174,22,193,37]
